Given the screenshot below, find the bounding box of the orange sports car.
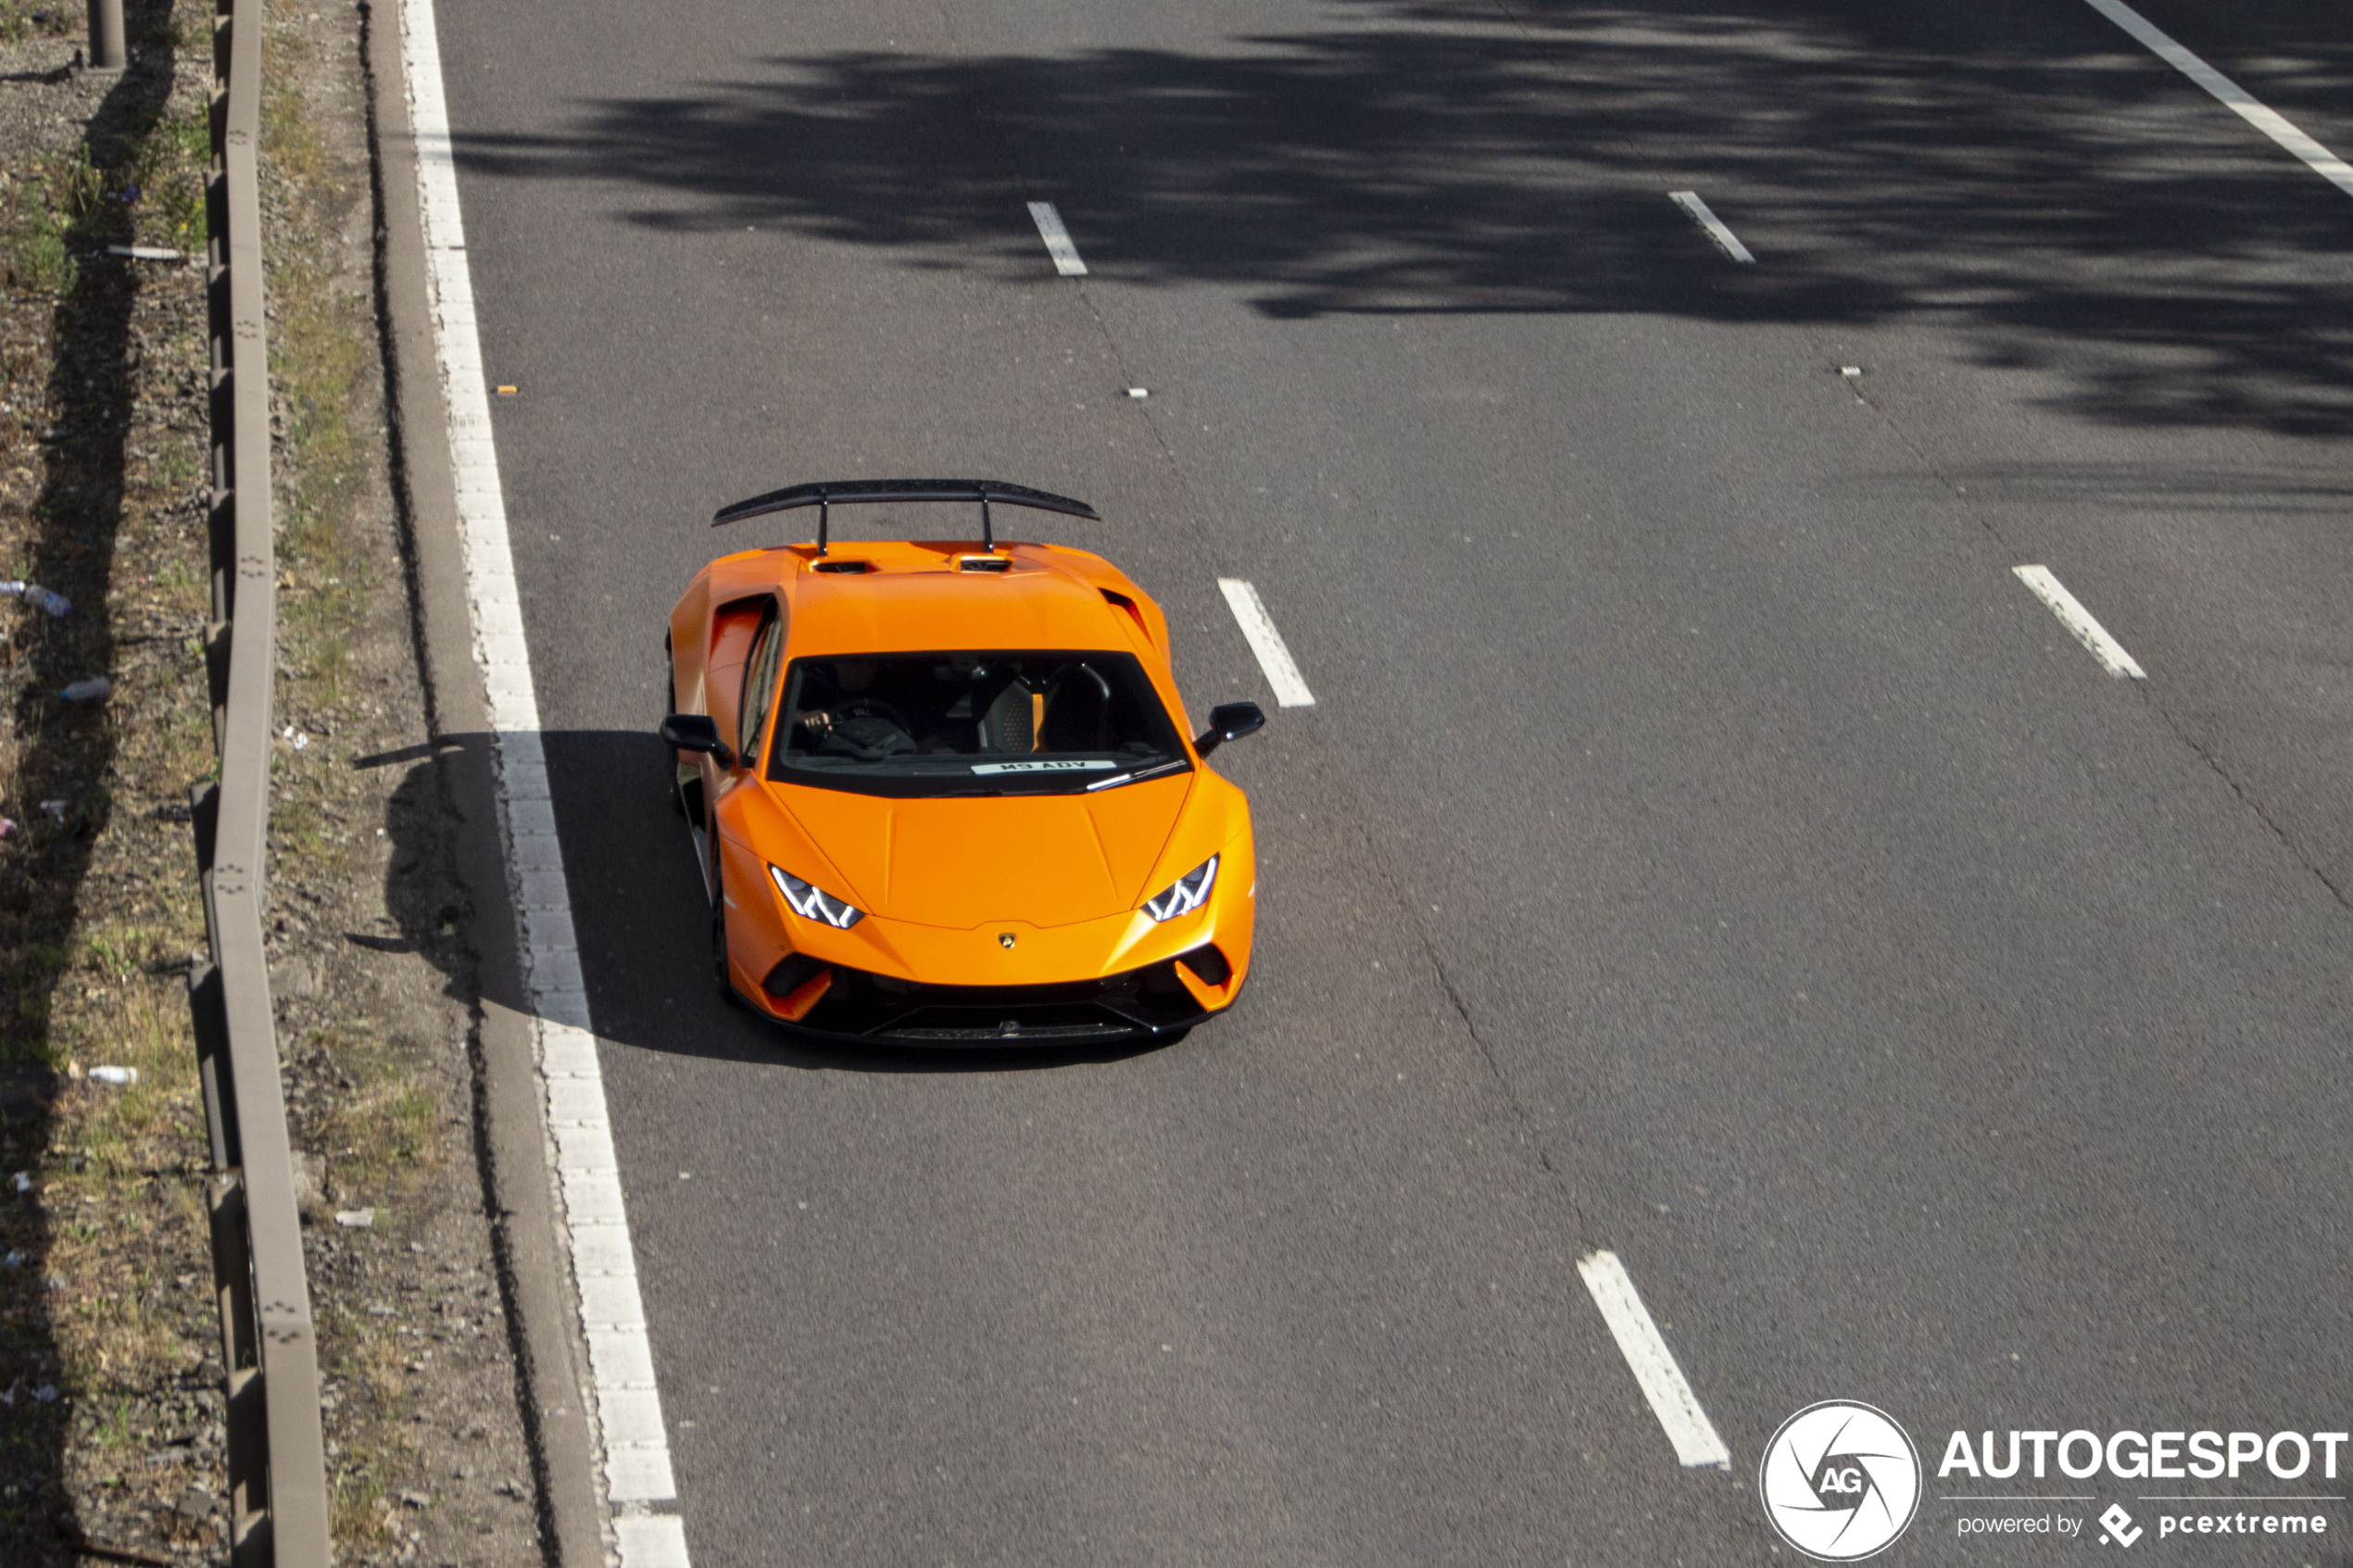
[660,480,1265,1045]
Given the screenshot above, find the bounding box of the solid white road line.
[1027,201,1088,276]
[2082,0,2353,200]
[1668,192,1756,264]
[2013,566,2147,680]
[1576,1251,1732,1471]
[398,3,690,1566]
[1217,579,1316,708]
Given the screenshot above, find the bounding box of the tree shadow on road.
[446,0,2353,441]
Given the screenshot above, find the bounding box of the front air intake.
[1177,944,1233,986]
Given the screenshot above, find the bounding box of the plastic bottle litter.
[0,581,69,617]
[58,677,110,702]
[333,1210,375,1229]
[88,1066,137,1086]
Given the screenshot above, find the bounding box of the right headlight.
[1141,855,1217,922]
[770,865,864,929]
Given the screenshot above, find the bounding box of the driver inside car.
[791,657,877,737]
[792,659,920,759]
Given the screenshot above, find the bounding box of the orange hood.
[772,774,1191,929]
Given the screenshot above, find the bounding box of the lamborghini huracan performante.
[660,480,1265,1045]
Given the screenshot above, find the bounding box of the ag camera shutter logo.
[1759,1400,1922,1561]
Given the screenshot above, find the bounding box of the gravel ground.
[0,1,548,1562]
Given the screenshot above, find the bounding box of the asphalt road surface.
[421,0,2353,1561]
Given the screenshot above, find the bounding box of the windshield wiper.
[1085,758,1189,794]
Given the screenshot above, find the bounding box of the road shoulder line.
[389,1,690,1564]
[2082,0,2353,198]
[360,6,612,1564]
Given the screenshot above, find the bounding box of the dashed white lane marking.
[399,1,689,1565]
[1217,579,1316,708]
[2013,566,2147,680]
[2082,0,2353,200]
[1576,1251,1732,1471]
[1027,201,1088,275]
[1668,191,1756,264]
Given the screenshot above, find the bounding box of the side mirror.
[1194,701,1266,757]
[661,713,736,769]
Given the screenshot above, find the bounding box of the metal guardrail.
[185,0,333,1561]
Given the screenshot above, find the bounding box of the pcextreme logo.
[1759,1401,1923,1562]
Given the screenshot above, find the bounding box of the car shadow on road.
[374,729,1176,1075]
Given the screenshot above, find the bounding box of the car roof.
[704,539,1151,658]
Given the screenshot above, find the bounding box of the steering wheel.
[836,696,907,727]
[812,696,916,760]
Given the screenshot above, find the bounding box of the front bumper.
[756,946,1239,1045]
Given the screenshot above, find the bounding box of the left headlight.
[770,865,865,929]
[1141,855,1217,922]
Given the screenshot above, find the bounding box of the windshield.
[767,650,1189,797]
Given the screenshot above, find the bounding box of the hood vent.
[957,555,1013,573]
[1101,587,1150,639]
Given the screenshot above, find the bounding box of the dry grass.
[254,8,478,1558]
[0,0,528,1556]
[0,3,287,1560]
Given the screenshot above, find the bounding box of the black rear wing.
[711,479,1101,554]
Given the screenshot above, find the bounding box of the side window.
[738,607,784,760]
